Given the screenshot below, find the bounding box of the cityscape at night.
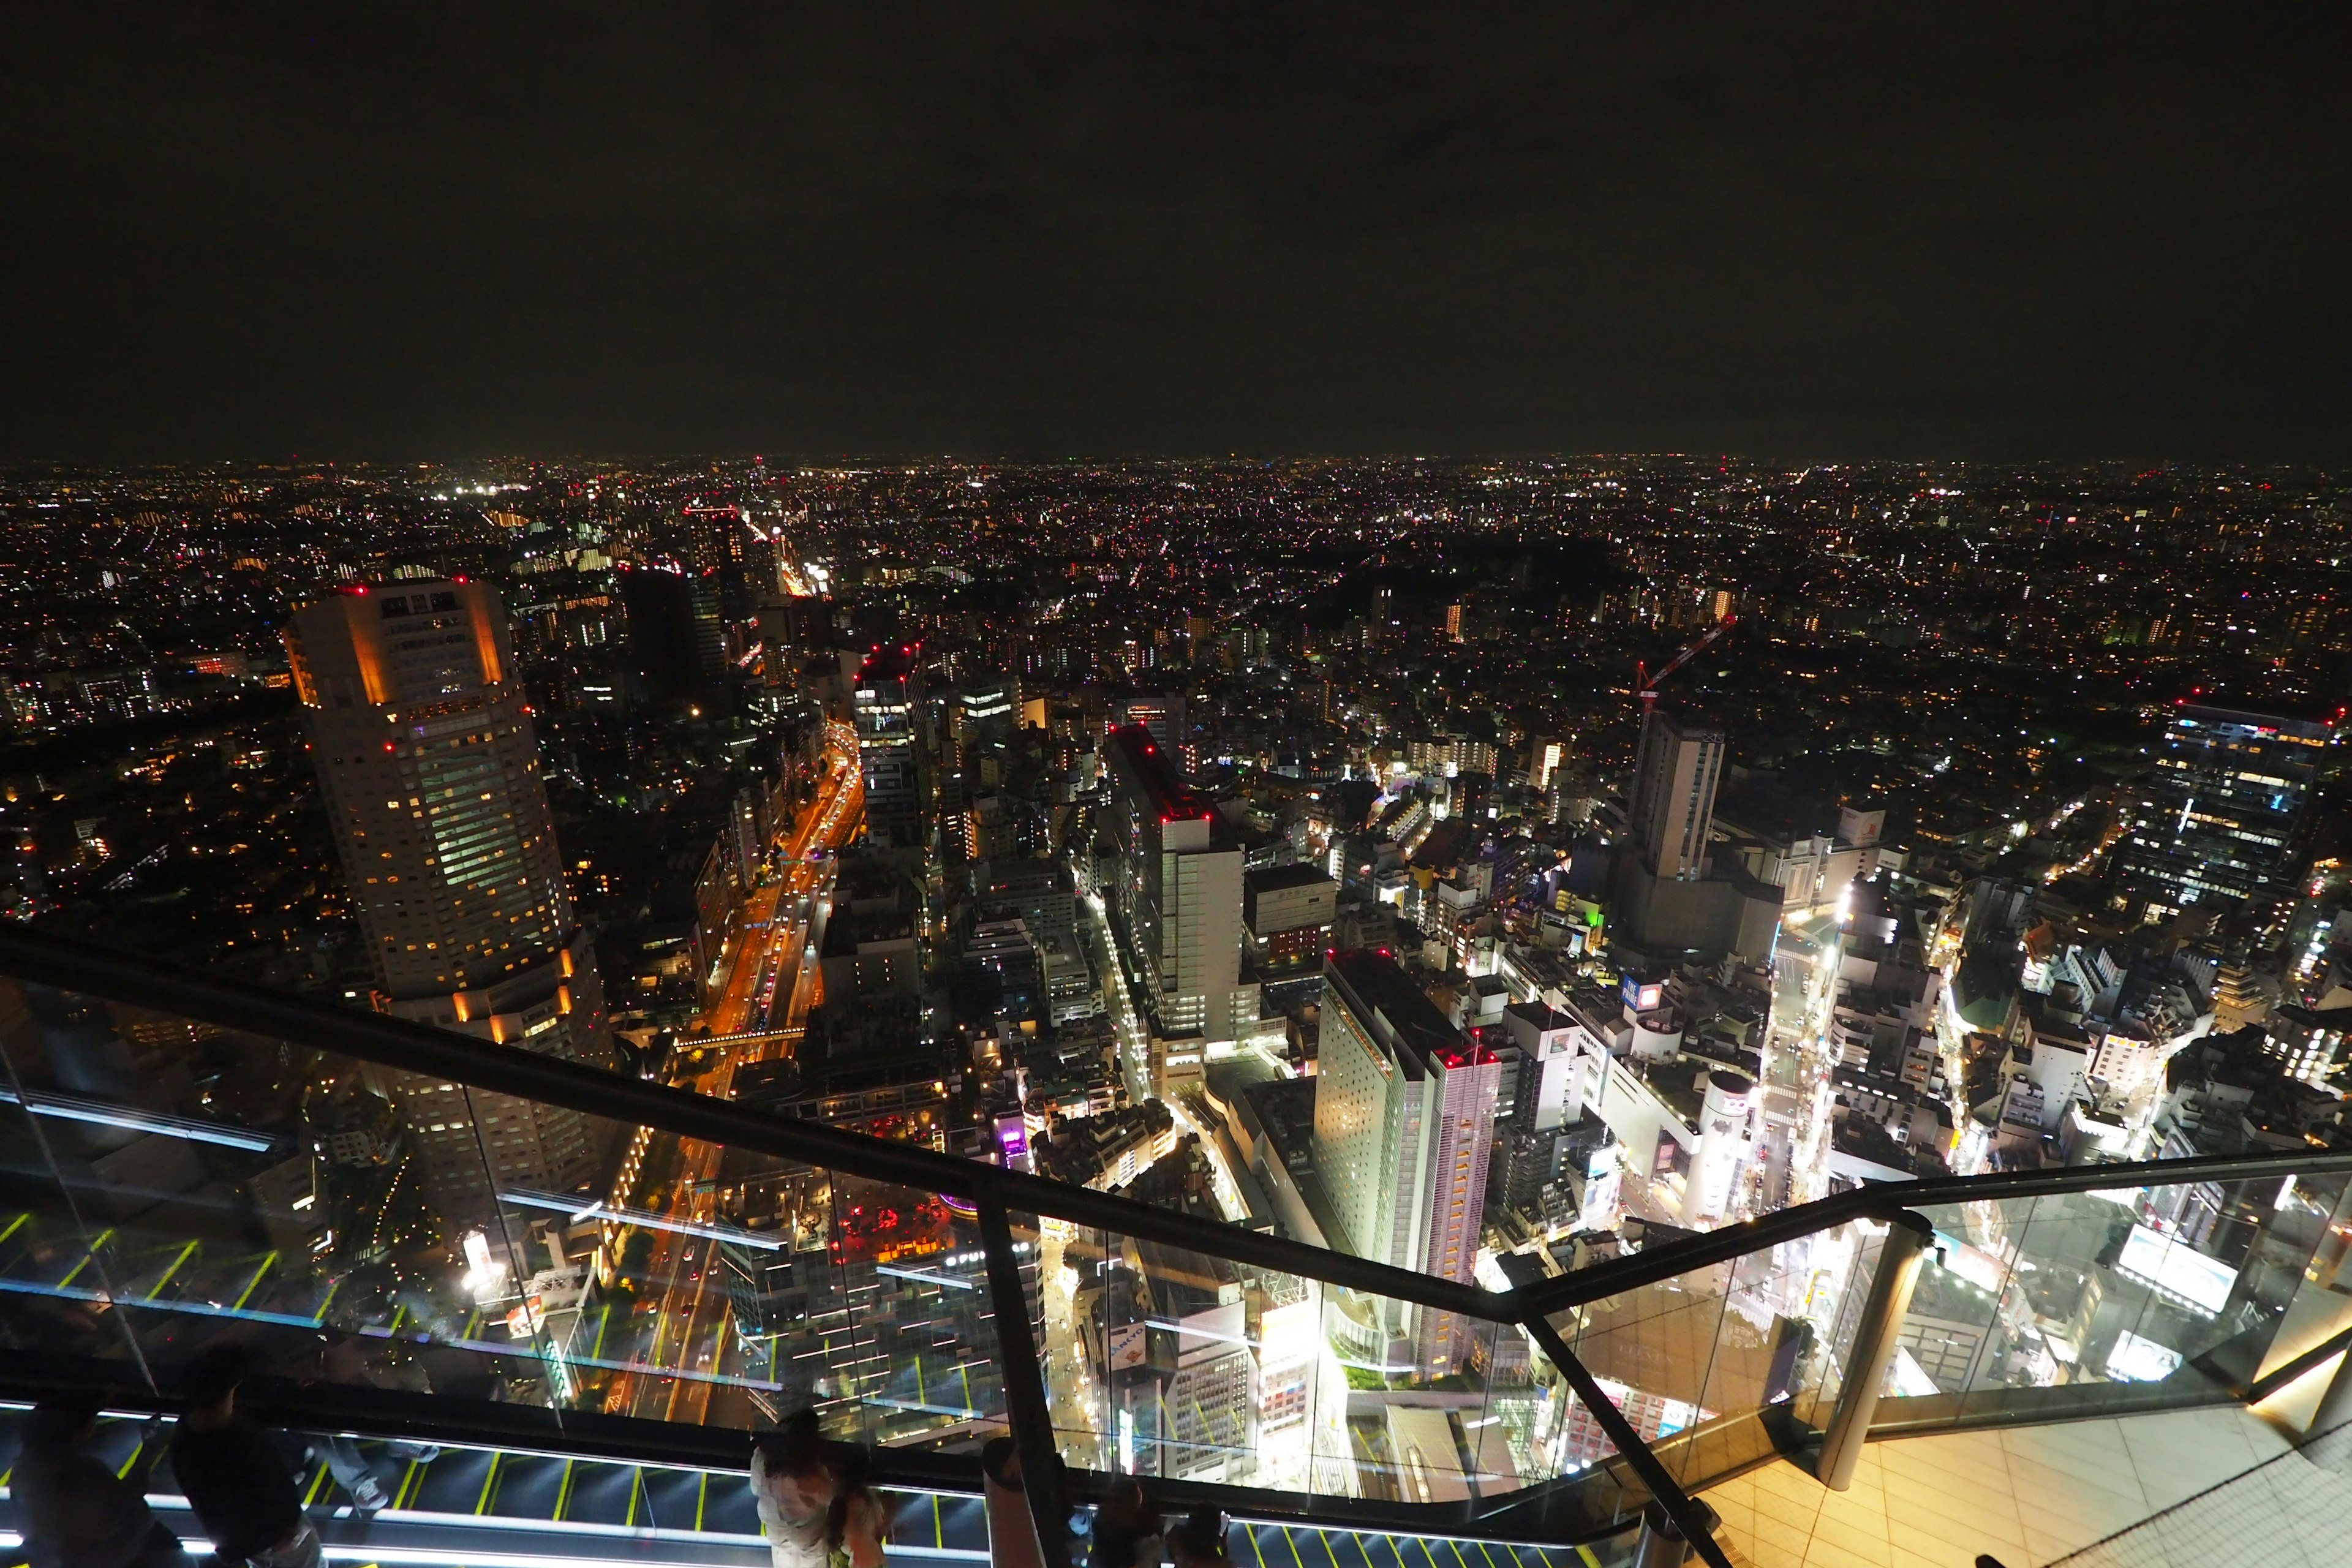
[2,456,2350,1537]
[5,7,2352,1568]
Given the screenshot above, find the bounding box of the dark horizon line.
[0,450,2342,476]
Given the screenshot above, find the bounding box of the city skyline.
[6,6,2351,1562]
[0,451,2348,1568]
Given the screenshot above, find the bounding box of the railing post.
[1814,1210,1933,1491]
[977,1182,1070,1568]
[1635,1498,1722,1568]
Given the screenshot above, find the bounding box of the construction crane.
[1635,617,1736,716]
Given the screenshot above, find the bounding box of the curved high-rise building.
[286,578,610,1215]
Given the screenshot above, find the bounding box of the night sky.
[4,4,2348,461]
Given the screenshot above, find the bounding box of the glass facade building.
[2113,703,2333,916]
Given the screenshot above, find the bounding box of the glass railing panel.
[1551,1264,1731,1488]
[1017,1209,1642,1536]
[454,1088,1011,1449]
[1512,1329,1647,1537]
[0,979,569,1422]
[1887,1169,2352,1427]
[2245,1168,2352,1381]
[1878,1193,2037,1417]
[1022,1209,1360,1496]
[1544,1215,1883,1494]
[0,978,1010,1455]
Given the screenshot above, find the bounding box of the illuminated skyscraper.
[854,645,925,853]
[2114,704,2333,916]
[285,579,609,1213]
[951,673,1017,750]
[1311,950,1499,1373]
[1118,694,1185,753]
[1102,724,1243,1058]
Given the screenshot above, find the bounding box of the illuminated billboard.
[2116,1223,2236,1316]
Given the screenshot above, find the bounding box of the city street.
[597,724,864,1426]
[1037,1224,1109,1468]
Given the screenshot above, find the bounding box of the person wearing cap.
[168,1346,320,1568]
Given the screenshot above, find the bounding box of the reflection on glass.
[1027,1216,1581,1513]
[1886,1174,2351,1422]
[0,980,1008,1452]
[1540,1216,1882,1494]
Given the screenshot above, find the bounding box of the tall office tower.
[1629,706,1725,881]
[1118,694,1186,754]
[1103,725,1243,1050]
[1527,737,1564,793]
[619,564,729,709]
[285,579,609,1217]
[2114,704,2334,917]
[951,673,1017,750]
[854,645,926,853]
[1311,949,1500,1374]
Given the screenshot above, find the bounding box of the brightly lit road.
[1038,1223,1110,1468]
[599,724,864,1426]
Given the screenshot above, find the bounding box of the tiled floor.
[1700,1405,2298,1568]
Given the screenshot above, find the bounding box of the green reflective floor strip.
[932,1493,943,1550]
[394,1458,424,1510]
[1447,1540,1473,1568]
[1575,1547,1604,1568]
[304,1462,331,1507]
[696,1471,709,1532]
[115,1438,145,1480]
[555,1458,575,1522]
[0,1213,28,1246]
[1417,1537,1444,1568]
[1248,1528,1267,1568]
[233,1251,278,1311]
[1476,1542,1499,1568]
[58,1229,115,1289]
[1322,1528,1343,1568]
[1504,1545,1528,1568]
[625,1470,641,1529]
[146,1240,200,1301]
[475,1453,500,1515]
[1284,1525,1306,1568]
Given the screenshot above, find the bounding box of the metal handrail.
[7,924,2345,1568]
[0,929,1499,1320]
[4,927,2335,1328]
[1509,1144,2352,1318]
